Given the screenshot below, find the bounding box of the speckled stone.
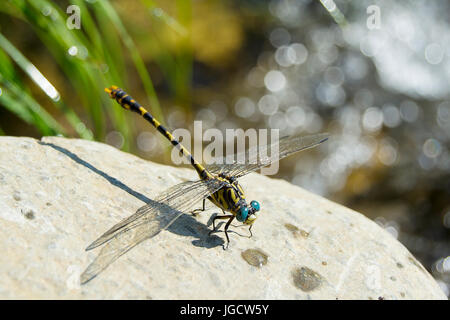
[0,136,446,299]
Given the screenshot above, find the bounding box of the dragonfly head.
[236,200,261,225]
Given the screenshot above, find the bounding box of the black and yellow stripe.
[207,176,246,212]
[105,86,212,181]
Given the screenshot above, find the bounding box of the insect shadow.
[38,141,224,249]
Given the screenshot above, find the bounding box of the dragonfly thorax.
[208,177,261,225]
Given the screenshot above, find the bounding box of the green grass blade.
[98,0,165,125]
[0,74,66,135]
[0,30,91,138]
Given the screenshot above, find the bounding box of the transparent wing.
[205,132,329,179]
[80,178,225,284]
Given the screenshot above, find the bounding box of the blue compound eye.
[237,206,249,222]
[250,200,260,212]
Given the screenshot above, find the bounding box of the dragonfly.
[80,86,329,284]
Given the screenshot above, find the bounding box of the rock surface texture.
[0,136,446,299]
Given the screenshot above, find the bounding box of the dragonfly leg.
[191,199,206,217]
[209,209,225,232]
[223,216,235,250]
[248,224,253,238]
[209,213,233,236]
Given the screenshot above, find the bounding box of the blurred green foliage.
[0,0,194,151]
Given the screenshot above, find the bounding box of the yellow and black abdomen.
[105,86,211,180]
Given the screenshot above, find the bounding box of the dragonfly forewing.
[80,178,225,284]
[80,219,160,284]
[206,132,329,179]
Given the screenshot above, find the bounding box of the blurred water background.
[0,0,449,297]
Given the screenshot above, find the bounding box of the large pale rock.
[0,136,446,299]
